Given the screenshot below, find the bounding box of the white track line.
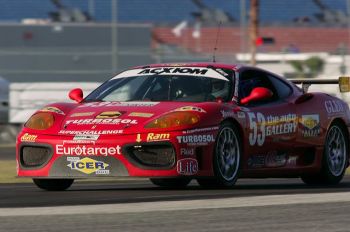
[1,192,350,217]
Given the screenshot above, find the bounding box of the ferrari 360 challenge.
[16,63,350,190]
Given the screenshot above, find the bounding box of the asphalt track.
[2,147,350,231]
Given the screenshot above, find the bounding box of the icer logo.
[67,157,110,175]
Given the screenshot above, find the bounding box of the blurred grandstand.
[0,0,348,82]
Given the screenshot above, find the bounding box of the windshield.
[85,74,233,102]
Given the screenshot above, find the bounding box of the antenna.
[212,21,222,63]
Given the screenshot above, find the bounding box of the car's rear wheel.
[150,178,191,188]
[301,122,348,185]
[33,178,74,191]
[197,122,241,188]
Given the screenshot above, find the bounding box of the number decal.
[248,112,266,146]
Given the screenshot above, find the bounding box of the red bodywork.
[16,63,350,179]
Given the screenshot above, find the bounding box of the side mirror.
[69,88,83,103]
[240,87,273,105]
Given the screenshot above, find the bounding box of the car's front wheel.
[33,178,74,191]
[197,122,241,188]
[301,122,348,185]
[150,178,191,188]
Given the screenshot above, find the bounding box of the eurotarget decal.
[56,144,121,156]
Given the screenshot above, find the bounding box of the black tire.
[197,122,241,189]
[33,178,74,191]
[150,178,191,188]
[301,122,348,186]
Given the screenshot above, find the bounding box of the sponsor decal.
[221,110,235,118]
[248,151,287,168]
[247,155,265,168]
[147,133,170,142]
[287,156,298,166]
[136,133,142,143]
[113,67,228,81]
[67,157,110,175]
[128,112,154,118]
[248,113,297,146]
[176,134,215,146]
[180,148,195,156]
[59,130,123,135]
[182,126,218,134]
[40,106,65,115]
[237,112,245,119]
[265,151,287,168]
[56,144,121,156]
[20,133,37,142]
[138,67,208,76]
[64,118,137,125]
[325,100,344,115]
[174,106,206,113]
[177,158,199,175]
[215,68,229,77]
[63,140,95,145]
[238,107,250,112]
[79,101,159,108]
[73,134,99,141]
[70,112,95,117]
[300,114,321,137]
[96,111,122,119]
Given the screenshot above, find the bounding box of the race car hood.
[57,101,212,135]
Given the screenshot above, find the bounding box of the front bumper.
[17,130,217,178]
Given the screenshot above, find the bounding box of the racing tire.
[197,122,241,189]
[149,178,191,188]
[301,122,348,186]
[33,178,74,191]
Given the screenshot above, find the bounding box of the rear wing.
[290,76,350,93]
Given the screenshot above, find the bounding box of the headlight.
[25,112,55,130]
[145,111,199,129]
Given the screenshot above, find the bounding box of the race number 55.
[248,112,265,146]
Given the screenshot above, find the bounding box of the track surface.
[2,149,350,231]
[1,177,350,208]
[1,177,350,231]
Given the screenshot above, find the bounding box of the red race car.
[17,63,350,190]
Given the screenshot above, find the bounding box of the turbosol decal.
[40,106,65,115]
[64,118,137,125]
[174,106,206,113]
[67,157,110,175]
[177,158,198,175]
[20,133,37,142]
[300,114,321,137]
[248,112,297,146]
[176,134,215,146]
[96,111,122,119]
